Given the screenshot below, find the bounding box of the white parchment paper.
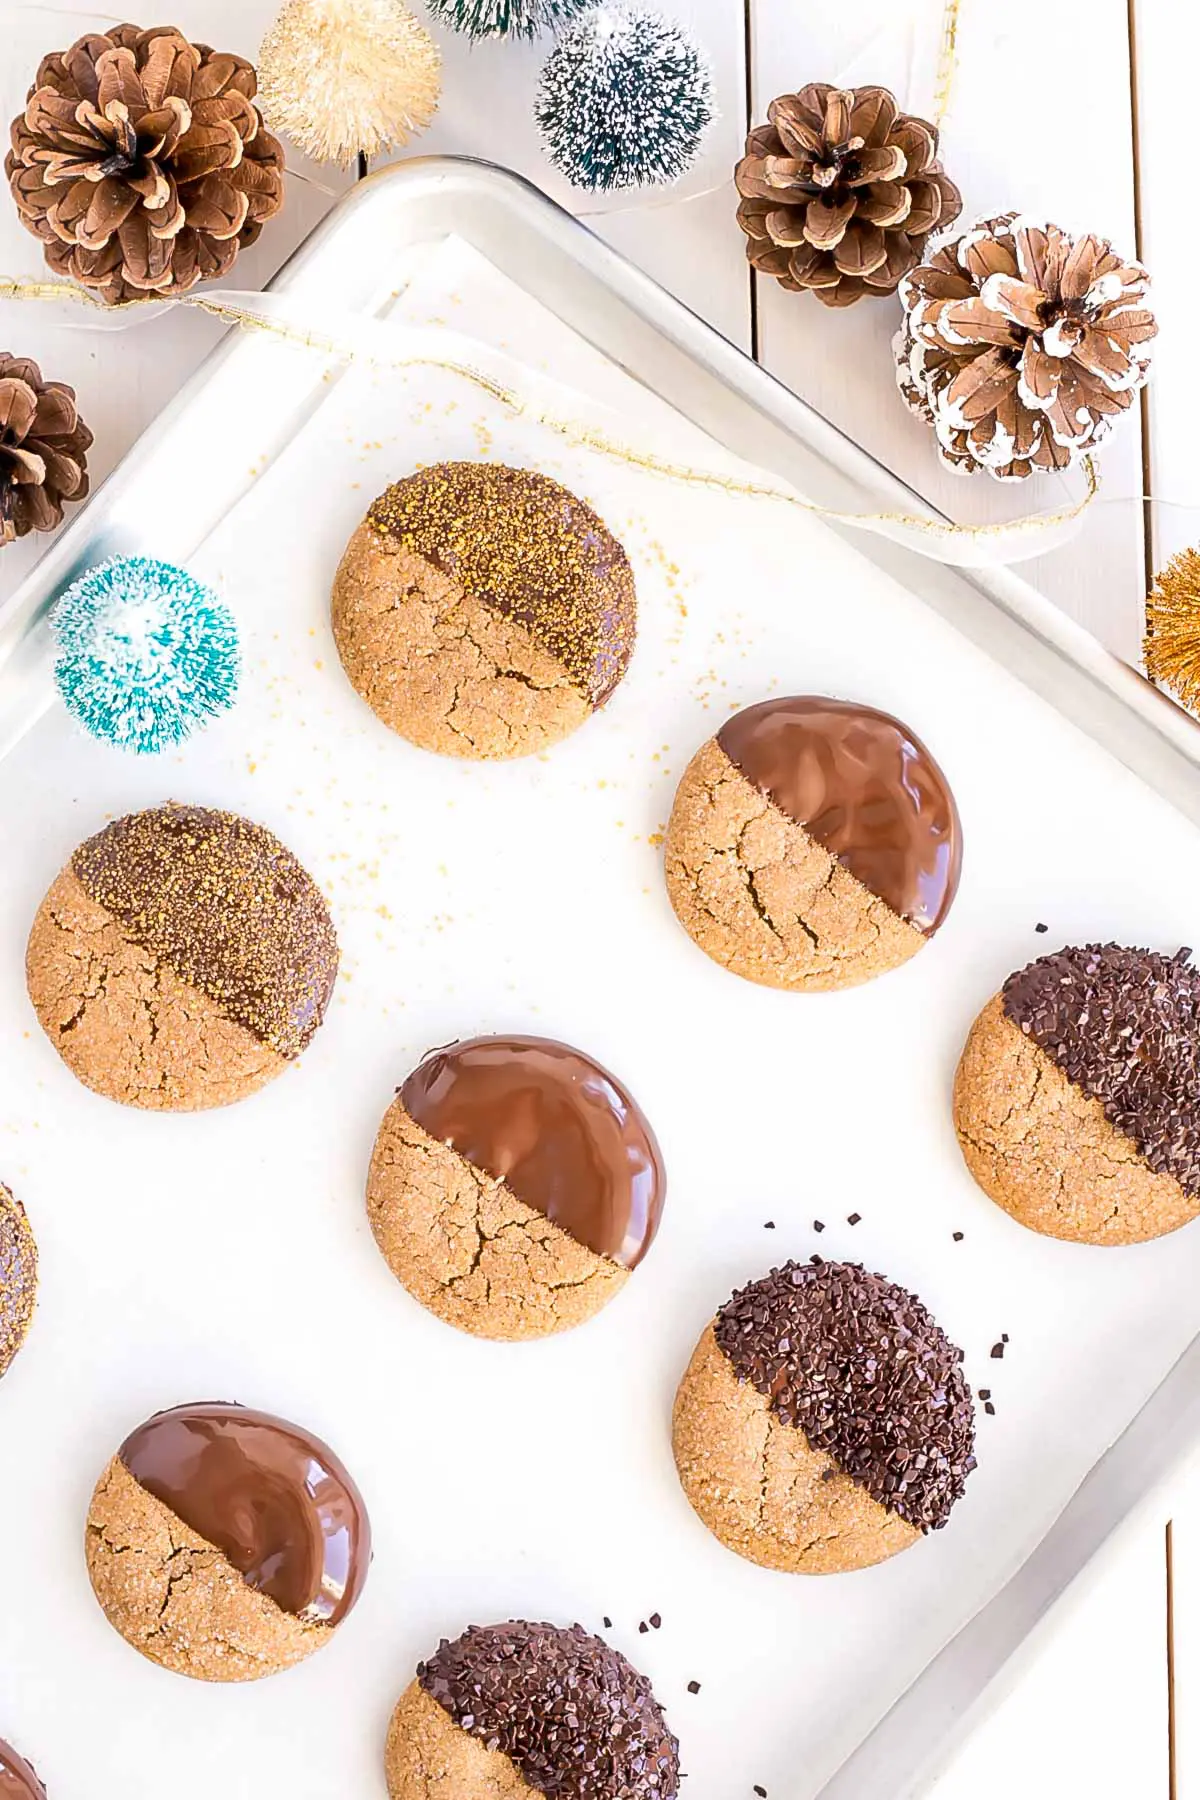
[1,238,1198,1799]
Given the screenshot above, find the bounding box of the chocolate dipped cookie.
[26,804,338,1110]
[385,1621,680,1800]
[0,1182,36,1380]
[85,1402,370,1681]
[955,943,1200,1245]
[0,1739,46,1799]
[332,462,637,759]
[673,1259,976,1574]
[664,696,961,990]
[367,1035,665,1340]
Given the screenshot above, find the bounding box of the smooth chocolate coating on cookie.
[368,464,636,706]
[401,1035,665,1268]
[0,1184,36,1380]
[1003,943,1200,1196]
[0,1742,46,1800]
[715,1259,976,1531]
[119,1403,370,1625]
[419,1621,680,1799]
[717,696,961,932]
[71,805,338,1059]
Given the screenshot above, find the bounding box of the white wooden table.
[1,0,1196,1792]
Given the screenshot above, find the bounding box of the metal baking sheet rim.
[3,154,1195,1798]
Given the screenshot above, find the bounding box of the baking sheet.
[3,234,1200,1799]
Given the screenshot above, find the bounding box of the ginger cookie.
[664,695,961,991]
[385,1621,680,1800]
[954,943,1200,1245]
[367,1035,665,1340]
[85,1402,370,1682]
[331,462,636,760]
[0,1182,36,1380]
[673,1259,976,1574]
[0,1739,47,1799]
[26,804,338,1111]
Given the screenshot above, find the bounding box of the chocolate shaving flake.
[813,1220,825,1233]
[419,1621,680,1799]
[687,1680,701,1695]
[714,1259,976,1532]
[952,1231,964,1242]
[990,1342,1005,1359]
[847,1212,861,1226]
[1003,943,1200,1197]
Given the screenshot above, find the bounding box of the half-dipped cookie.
[85,1402,370,1681]
[673,1258,976,1573]
[955,943,1200,1245]
[665,696,961,990]
[26,804,338,1110]
[0,1739,46,1799]
[0,1182,36,1380]
[331,462,637,759]
[385,1621,680,1800]
[367,1035,665,1340]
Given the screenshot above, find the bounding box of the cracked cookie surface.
[0,1181,37,1380]
[664,738,925,991]
[366,1099,628,1340]
[26,870,286,1110]
[85,1456,329,1682]
[954,994,1196,1245]
[386,1683,540,1800]
[332,524,594,759]
[672,1323,918,1574]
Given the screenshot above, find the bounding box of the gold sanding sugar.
[71,804,338,1059]
[367,462,636,705]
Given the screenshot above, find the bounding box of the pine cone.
[0,352,92,545]
[894,214,1157,480]
[5,25,286,305]
[734,84,961,308]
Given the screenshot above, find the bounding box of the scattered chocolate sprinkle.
[978,1388,991,1401]
[764,1220,775,1230]
[1035,922,1048,933]
[990,1342,1005,1359]
[368,463,636,707]
[984,1401,996,1416]
[813,1220,825,1233]
[649,1613,661,1630]
[603,1617,613,1630]
[0,1182,37,1378]
[687,1681,701,1695]
[847,1212,861,1226]
[1003,943,1200,1197]
[72,805,337,1058]
[638,1622,648,1634]
[952,1231,964,1242]
[714,1259,976,1531]
[1002,1333,1009,1342]
[419,1621,679,1799]
[754,1787,768,1797]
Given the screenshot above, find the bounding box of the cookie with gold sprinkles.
[955,943,1200,1245]
[0,1181,37,1380]
[385,1620,680,1799]
[331,462,637,759]
[26,804,338,1111]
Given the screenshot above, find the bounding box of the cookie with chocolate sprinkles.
[0,1182,37,1380]
[672,1259,976,1574]
[26,804,338,1111]
[385,1620,680,1800]
[331,462,637,760]
[955,943,1200,1245]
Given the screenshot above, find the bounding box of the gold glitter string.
[931,0,963,125]
[0,272,1098,566]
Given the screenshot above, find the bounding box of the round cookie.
[385,1621,680,1800]
[954,943,1200,1245]
[0,1739,46,1799]
[367,1034,665,1340]
[85,1401,370,1682]
[672,1258,976,1574]
[331,462,637,760]
[26,803,338,1111]
[0,1182,36,1380]
[664,695,961,990]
